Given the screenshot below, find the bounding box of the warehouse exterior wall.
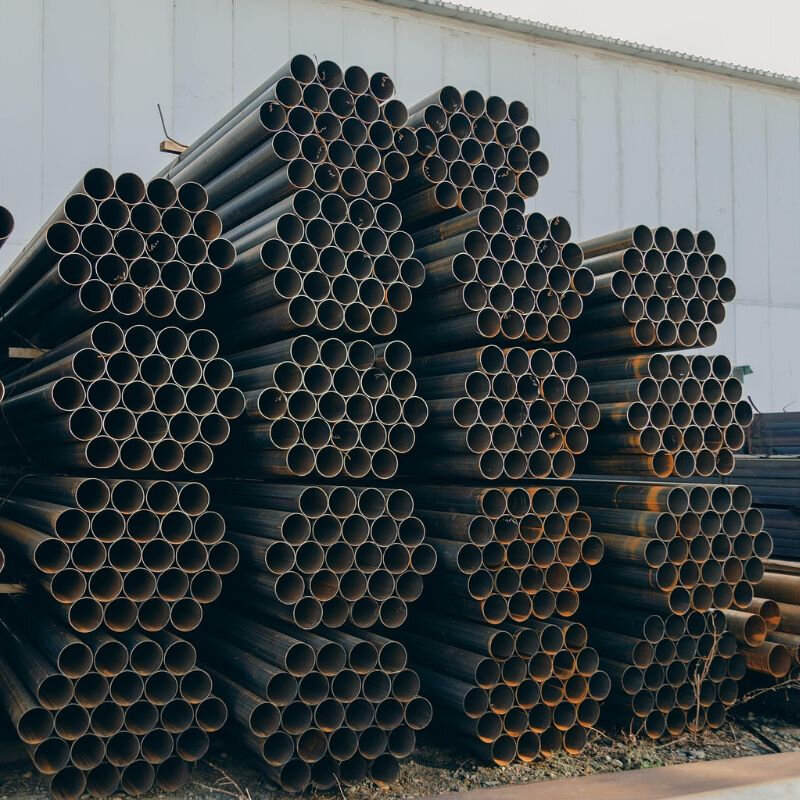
[0,0,797,412]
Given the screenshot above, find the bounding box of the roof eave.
[373,0,800,92]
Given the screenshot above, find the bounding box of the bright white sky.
[456,0,800,78]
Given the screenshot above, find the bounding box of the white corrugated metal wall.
[0,0,797,411]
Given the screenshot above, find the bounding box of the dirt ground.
[2,700,799,800]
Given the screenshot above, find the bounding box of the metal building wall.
[0,0,797,411]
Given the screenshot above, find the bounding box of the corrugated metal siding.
[0,0,797,411]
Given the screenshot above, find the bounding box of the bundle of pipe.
[193,614,431,791]
[0,475,237,636]
[726,457,800,560]
[0,205,12,252]
[398,484,607,763]
[394,89,565,346]
[730,560,800,678]
[153,56,434,790]
[0,594,224,799]
[0,170,233,354]
[565,479,770,736]
[744,412,800,455]
[0,322,243,474]
[210,483,435,630]
[571,225,733,355]
[157,55,428,344]
[400,210,592,352]
[222,336,427,480]
[573,352,753,479]
[405,344,598,481]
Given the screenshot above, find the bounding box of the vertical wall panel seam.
[575,58,581,235]
[108,1,114,167]
[39,0,45,219]
[728,88,738,366]
[763,102,772,304]
[615,64,622,228]
[231,0,235,108]
[690,79,697,229]
[655,78,662,222]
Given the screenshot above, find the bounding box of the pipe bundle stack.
[161,55,425,344]
[563,220,767,736]
[0,170,240,797]
[573,352,752,480]
[224,336,427,480]
[212,483,435,630]
[569,227,752,479]
[194,613,432,791]
[154,55,434,791]
[407,344,598,481]
[0,476,236,636]
[572,225,734,356]
[362,82,610,765]
[567,480,768,735]
[396,484,606,763]
[732,419,800,560]
[729,560,800,678]
[0,594,224,799]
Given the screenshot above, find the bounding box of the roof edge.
[372,0,800,92]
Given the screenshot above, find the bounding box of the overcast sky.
[456,0,800,77]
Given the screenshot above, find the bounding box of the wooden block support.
[8,346,45,359]
[160,139,187,155]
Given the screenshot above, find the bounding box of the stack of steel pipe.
[0,169,243,474]
[193,612,432,791]
[571,225,734,356]
[0,475,237,634]
[573,352,752,480]
[406,344,598,481]
[160,54,425,343]
[0,205,12,252]
[210,482,435,630]
[0,474,236,797]
[0,323,242,473]
[0,593,225,799]
[730,560,800,678]
[0,169,241,797]
[154,56,434,791]
[727,456,800,560]
[565,479,769,736]
[396,484,607,763]
[387,85,596,480]
[0,169,233,351]
[743,412,800,455]
[555,222,772,735]
[222,336,427,480]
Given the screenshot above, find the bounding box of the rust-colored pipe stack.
[0,476,236,635]
[0,475,235,798]
[563,222,767,736]
[572,225,734,355]
[397,485,606,763]
[0,171,240,798]
[367,82,609,765]
[0,593,224,798]
[192,612,432,790]
[573,352,752,480]
[730,560,800,678]
[211,483,434,631]
[222,336,427,481]
[155,56,433,792]
[566,479,766,736]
